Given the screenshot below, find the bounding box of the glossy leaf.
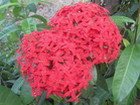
[0,85,23,105]
[11,77,24,94]
[111,16,135,28]
[112,44,140,102]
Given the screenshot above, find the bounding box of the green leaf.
[11,77,24,94]
[0,85,23,105]
[106,77,113,92]
[0,3,20,10]
[8,32,19,42]
[81,85,94,99]
[136,80,140,89]
[136,17,140,43]
[27,3,37,13]
[23,0,45,5]
[112,44,140,102]
[111,16,135,28]
[37,92,46,105]
[0,0,9,5]
[90,86,110,105]
[0,10,6,20]
[118,87,137,105]
[30,14,47,24]
[0,23,18,40]
[13,6,22,17]
[123,38,130,47]
[126,29,135,44]
[50,95,63,104]
[10,0,18,3]
[36,23,50,31]
[43,100,52,105]
[96,65,108,91]
[21,18,37,34]
[20,81,34,104]
[90,66,97,85]
[0,24,18,40]
[128,3,140,16]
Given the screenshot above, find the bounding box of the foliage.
[0,0,140,105]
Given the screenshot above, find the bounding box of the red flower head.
[17,29,93,102]
[17,2,122,102]
[49,2,122,64]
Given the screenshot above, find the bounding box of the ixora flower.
[49,2,122,64]
[17,2,122,102]
[17,29,93,102]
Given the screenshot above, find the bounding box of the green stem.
[134,8,140,43]
[0,3,20,10]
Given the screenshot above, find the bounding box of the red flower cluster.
[17,2,122,102]
[49,2,122,64]
[17,29,93,102]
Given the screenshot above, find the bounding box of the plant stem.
[0,3,20,10]
[134,8,140,43]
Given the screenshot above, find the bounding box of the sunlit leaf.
[123,38,130,47]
